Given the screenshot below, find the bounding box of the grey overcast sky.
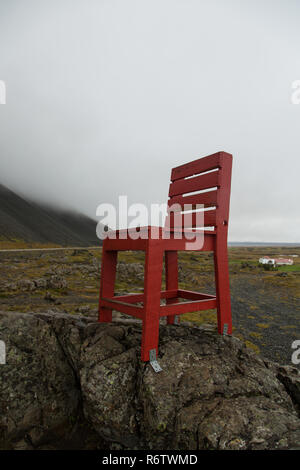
[0,0,300,242]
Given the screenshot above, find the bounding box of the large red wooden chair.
[98,151,233,371]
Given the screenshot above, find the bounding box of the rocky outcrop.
[1,275,67,293]
[0,312,80,449]
[0,311,299,450]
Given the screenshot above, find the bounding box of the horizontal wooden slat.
[110,290,178,304]
[171,152,222,181]
[104,237,147,251]
[168,209,217,228]
[169,171,219,197]
[161,290,178,300]
[160,232,215,251]
[111,293,144,303]
[105,228,216,251]
[160,298,217,316]
[101,298,144,319]
[177,290,216,301]
[168,190,218,209]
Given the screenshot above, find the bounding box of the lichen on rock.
[0,310,299,450]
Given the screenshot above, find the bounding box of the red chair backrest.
[166,151,233,231]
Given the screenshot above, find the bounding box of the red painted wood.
[98,151,233,361]
[100,298,144,319]
[108,293,145,303]
[160,298,217,316]
[177,289,216,300]
[214,238,232,334]
[214,152,233,334]
[103,289,178,305]
[141,240,164,361]
[171,151,230,181]
[169,170,219,197]
[98,240,118,322]
[169,209,217,228]
[168,190,218,209]
[165,251,179,325]
[105,228,216,251]
[105,237,147,251]
[161,232,215,251]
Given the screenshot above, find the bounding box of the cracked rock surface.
[0,310,299,450]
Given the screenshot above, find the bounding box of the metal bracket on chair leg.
[173,315,180,325]
[149,349,162,373]
[223,323,228,336]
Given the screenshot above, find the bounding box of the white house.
[259,256,275,265]
[259,256,293,266]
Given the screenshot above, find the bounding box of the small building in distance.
[259,256,275,265]
[259,256,293,266]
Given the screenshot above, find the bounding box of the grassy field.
[0,245,299,364]
[0,238,62,250]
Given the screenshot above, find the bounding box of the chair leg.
[141,241,164,361]
[214,237,232,335]
[98,243,118,323]
[165,251,179,325]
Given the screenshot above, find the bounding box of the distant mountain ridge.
[0,183,100,246]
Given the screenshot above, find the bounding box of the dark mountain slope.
[0,183,99,246]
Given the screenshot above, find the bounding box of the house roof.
[274,258,292,263]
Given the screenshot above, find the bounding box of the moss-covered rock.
[0,310,299,450]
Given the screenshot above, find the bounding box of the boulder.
[0,310,299,450]
[0,311,80,449]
